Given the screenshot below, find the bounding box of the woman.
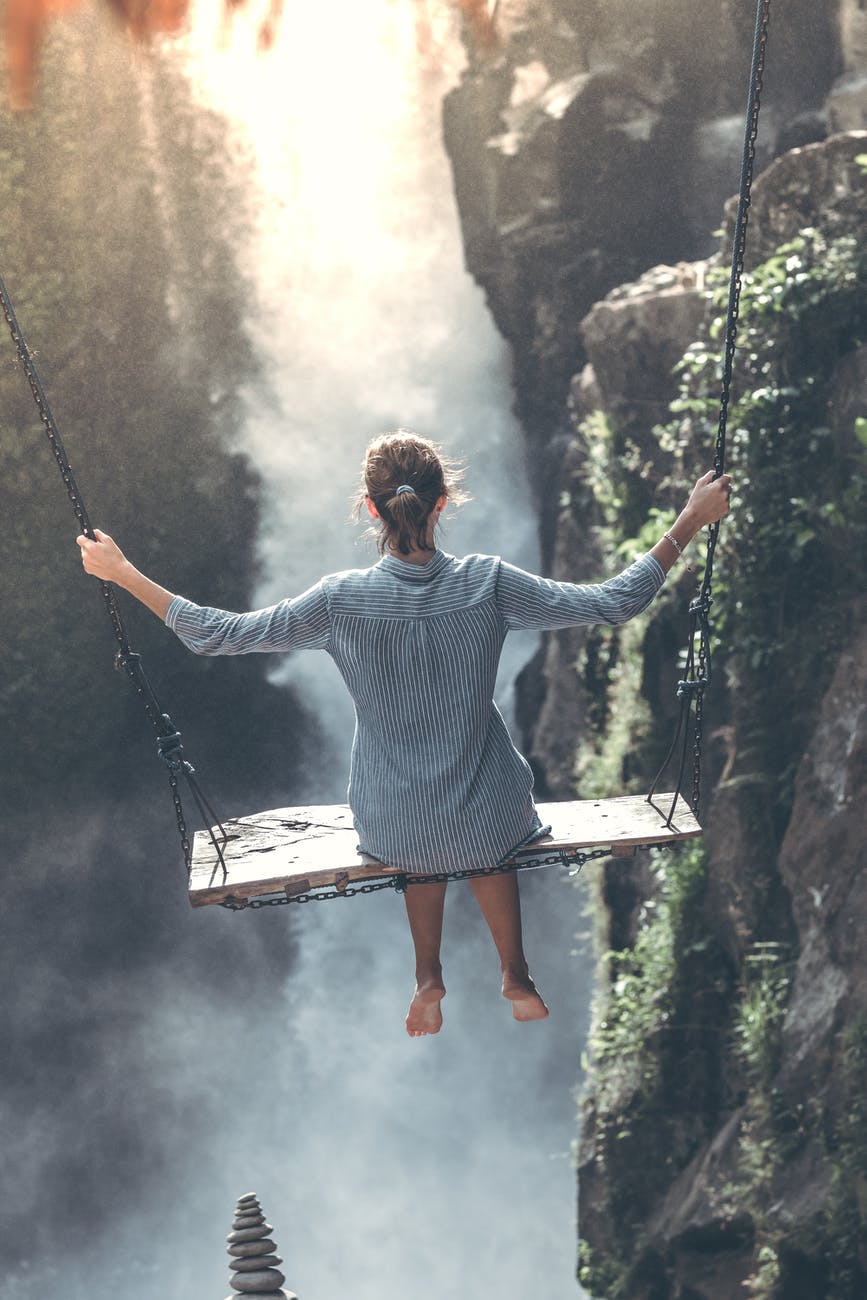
[77,430,731,1037]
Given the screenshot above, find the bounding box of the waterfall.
[1,6,592,1297]
[179,0,541,798]
[161,7,594,1299]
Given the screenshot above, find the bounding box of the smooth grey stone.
[236,1196,260,1208]
[225,1292,296,1300]
[233,1214,267,1229]
[230,1268,286,1293]
[229,1239,277,1258]
[228,1223,273,1243]
[231,1255,283,1272]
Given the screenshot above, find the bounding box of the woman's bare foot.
[502,967,549,1022]
[406,978,446,1037]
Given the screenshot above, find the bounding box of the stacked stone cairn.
[225,1193,297,1300]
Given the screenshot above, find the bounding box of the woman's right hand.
[76,529,130,584]
[75,530,176,619]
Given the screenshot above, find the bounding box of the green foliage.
[575,407,666,547]
[837,1016,867,1191]
[568,407,682,794]
[746,1244,782,1300]
[733,942,792,1092]
[575,618,655,797]
[577,223,867,1296]
[824,1017,867,1300]
[714,943,793,1300]
[0,19,310,810]
[669,227,867,834]
[578,1237,627,1299]
[667,227,867,1295]
[580,838,736,1294]
[590,842,708,1110]
[726,1014,867,1300]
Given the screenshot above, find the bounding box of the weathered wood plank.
[188,794,700,907]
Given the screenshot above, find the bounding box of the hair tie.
[395,484,415,496]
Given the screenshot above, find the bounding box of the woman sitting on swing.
[77,430,731,1037]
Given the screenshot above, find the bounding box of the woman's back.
[166,545,664,872]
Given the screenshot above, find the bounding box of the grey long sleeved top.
[165,549,666,874]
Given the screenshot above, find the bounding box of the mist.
[1,4,595,1298]
[181,0,544,771]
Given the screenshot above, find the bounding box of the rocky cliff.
[445,4,867,1297]
[444,0,850,522]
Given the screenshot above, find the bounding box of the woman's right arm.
[76,529,330,655]
[77,529,175,619]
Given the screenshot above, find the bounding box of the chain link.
[167,768,194,868]
[219,846,615,910]
[649,0,771,825]
[0,270,207,874]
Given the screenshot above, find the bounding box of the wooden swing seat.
[188,793,700,908]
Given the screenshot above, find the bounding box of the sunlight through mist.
[174,0,540,783]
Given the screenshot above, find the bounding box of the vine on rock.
[578,226,867,1298]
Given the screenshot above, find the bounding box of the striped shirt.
[165,550,665,873]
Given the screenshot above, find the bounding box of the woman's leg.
[403,878,448,1037]
[469,873,549,1021]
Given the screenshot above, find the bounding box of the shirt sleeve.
[496,553,666,631]
[164,580,331,656]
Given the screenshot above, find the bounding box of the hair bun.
[357,429,466,557]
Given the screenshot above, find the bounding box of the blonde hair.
[356,430,467,556]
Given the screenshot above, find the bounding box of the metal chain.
[0,269,221,874]
[219,846,614,910]
[167,768,194,867]
[0,276,132,646]
[220,876,402,910]
[649,0,771,825]
[691,685,704,813]
[699,0,771,604]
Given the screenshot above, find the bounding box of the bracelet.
[663,530,696,575]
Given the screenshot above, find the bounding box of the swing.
[188,794,702,908]
[2,0,771,911]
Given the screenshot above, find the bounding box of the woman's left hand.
[683,470,733,529]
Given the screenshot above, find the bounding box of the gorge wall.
[444,3,867,1297]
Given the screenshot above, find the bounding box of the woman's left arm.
[496,470,734,631]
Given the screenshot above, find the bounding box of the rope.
[648,0,771,825]
[0,270,227,878]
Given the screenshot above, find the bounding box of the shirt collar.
[379,549,450,584]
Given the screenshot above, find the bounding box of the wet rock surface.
[444,5,867,1295]
[444,0,846,493]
